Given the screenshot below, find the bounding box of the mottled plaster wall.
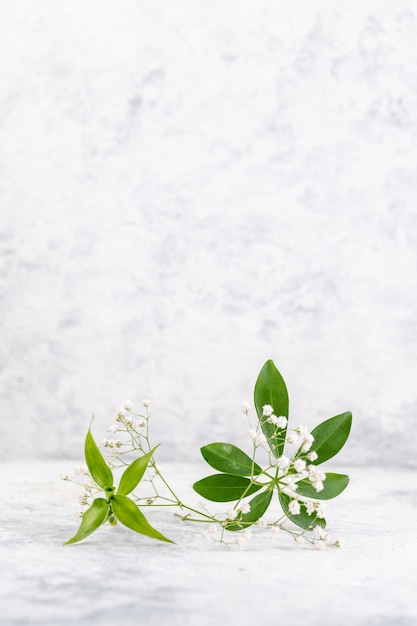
[1,1,417,464]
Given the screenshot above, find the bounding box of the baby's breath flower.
[275,415,287,429]
[240,401,250,414]
[286,478,298,492]
[293,459,306,473]
[301,434,315,453]
[307,451,318,462]
[239,502,251,514]
[288,500,301,515]
[305,501,315,515]
[121,401,132,410]
[314,540,327,550]
[335,538,345,548]
[296,425,309,437]
[124,416,134,427]
[60,473,69,481]
[294,535,305,545]
[74,466,88,476]
[277,455,290,470]
[101,438,109,447]
[262,404,274,417]
[314,503,325,519]
[313,480,324,492]
[313,526,328,540]
[256,433,267,445]
[258,518,267,528]
[286,433,299,445]
[137,420,146,429]
[271,526,280,535]
[108,424,119,433]
[142,399,150,408]
[79,493,89,506]
[197,500,208,510]
[267,415,278,424]
[226,508,238,520]
[248,428,257,440]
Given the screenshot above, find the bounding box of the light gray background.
[1,0,417,465]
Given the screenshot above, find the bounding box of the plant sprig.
[64,360,351,549]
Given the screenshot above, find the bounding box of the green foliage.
[193,474,262,502]
[117,446,159,496]
[85,425,114,489]
[309,412,352,464]
[200,443,262,476]
[194,359,351,541]
[254,359,289,458]
[225,489,273,531]
[296,473,350,500]
[65,498,109,545]
[66,428,172,545]
[112,495,173,543]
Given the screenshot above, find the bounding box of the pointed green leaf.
[112,495,173,543]
[278,490,326,531]
[85,426,114,489]
[254,360,289,458]
[117,446,159,496]
[193,474,262,502]
[201,443,262,477]
[225,489,273,531]
[65,498,109,545]
[309,412,352,465]
[296,473,350,500]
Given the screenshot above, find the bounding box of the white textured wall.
[1,1,417,465]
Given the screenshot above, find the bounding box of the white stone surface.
[1,1,417,463]
[1,461,416,626]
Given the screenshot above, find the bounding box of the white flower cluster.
[101,439,122,448]
[262,405,287,429]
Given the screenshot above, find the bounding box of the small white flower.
[236,535,246,546]
[267,415,278,424]
[137,420,146,429]
[124,416,134,427]
[242,529,252,541]
[314,540,327,550]
[83,480,94,493]
[256,433,267,445]
[258,518,267,528]
[286,433,299,445]
[294,535,305,545]
[113,410,124,423]
[313,526,329,540]
[301,434,315,453]
[197,500,208,510]
[288,500,301,515]
[248,429,257,440]
[142,398,150,408]
[271,526,280,535]
[108,424,119,433]
[75,511,84,518]
[239,502,251,514]
[305,501,315,515]
[262,404,274,417]
[307,451,318,462]
[293,459,306,473]
[121,400,132,410]
[296,425,309,437]
[276,415,287,429]
[277,455,290,470]
[74,466,88,476]
[335,538,345,548]
[240,401,250,414]
[60,473,69,481]
[101,438,109,447]
[226,508,238,520]
[313,480,324,492]
[286,478,298,492]
[314,503,325,518]
[78,493,89,506]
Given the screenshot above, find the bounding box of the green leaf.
[85,425,114,489]
[309,412,352,464]
[111,494,173,543]
[65,498,109,545]
[200,443,262,477]
[193,474,262,502]
[296,473,350,500]
[225,489,273,531]
[278,490,326,531]
[254,360,289,458]
[117,446,159,496]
